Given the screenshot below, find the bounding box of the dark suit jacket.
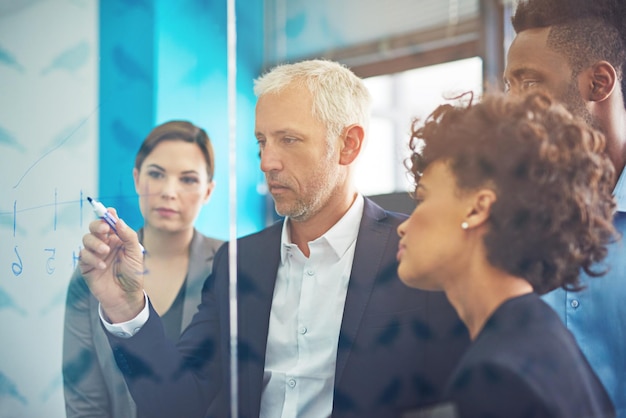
[109,198,470,418]
[444,293,615,418]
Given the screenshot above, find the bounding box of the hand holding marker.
[87,197,145,253]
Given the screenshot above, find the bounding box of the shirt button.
[570,299,580,309]
[299,326,307,335]
[306,270,314,276]
[288,378,296,388]
[116,332,128,338]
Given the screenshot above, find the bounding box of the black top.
[445,293,615,418]
[160,277,187,342]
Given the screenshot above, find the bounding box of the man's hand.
[78,208,146,323]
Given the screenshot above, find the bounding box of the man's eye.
[521,80,538,90]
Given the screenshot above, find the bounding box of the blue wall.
[99,0,265,240]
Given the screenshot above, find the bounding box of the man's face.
[504,27,593,125]
[254,84,343,222]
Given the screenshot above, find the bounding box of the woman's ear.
[339,124,365,165]
[203,180,216,204]
[463,188,497,229]
[132,168,140,193]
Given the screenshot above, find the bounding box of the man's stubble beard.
[273,140,341,223]
[563,79,601,132]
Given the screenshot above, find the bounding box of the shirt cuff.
[98,291,149,338]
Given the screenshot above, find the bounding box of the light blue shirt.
[260,195,364,418]
[542,167,626,417]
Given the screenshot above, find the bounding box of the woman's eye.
[147,171,163,179]
[412,193,425,207]
[181,176,199,185]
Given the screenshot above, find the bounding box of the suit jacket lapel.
[182,230,215,329]
[236,222,283,417]
[335,199,392,384]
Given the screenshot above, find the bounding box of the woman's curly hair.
[407,91,618,294]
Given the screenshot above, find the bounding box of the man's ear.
[463,188,497,229]
[583,61,617,102]
[339,124,365,165]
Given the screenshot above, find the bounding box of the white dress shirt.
[260,195,364,418]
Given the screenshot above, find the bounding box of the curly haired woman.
[397,91,617,418]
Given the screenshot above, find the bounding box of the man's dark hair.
[511,0,626,107]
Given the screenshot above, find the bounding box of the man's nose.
[260,142,282,173]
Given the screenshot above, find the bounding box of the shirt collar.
[280,194,364,263]
[614,167,626,213]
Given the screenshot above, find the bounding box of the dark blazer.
[110,198,470,418]
[444,293,615,418]
[63,230,223,418]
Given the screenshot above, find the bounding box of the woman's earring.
[461,221,469,230]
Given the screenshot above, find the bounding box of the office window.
[356,56,483,196]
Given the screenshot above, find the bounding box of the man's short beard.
[274,138,339,223]
[563,78,600,131]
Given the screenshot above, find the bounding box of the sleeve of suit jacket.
[106,243,229,418]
